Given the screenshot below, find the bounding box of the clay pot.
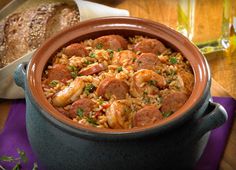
[14,17,227,170]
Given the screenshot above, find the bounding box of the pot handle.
[192,101,227,140]
[14,62,28,90]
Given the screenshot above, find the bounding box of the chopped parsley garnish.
[117,66,123,73]
[98,99,104,105]
[84,83,96,95]
[67,65,77,72]
[71,72,78,78]
[132,58,136,62]
[96,43,103,49]
[17,148,28,163]
[77,108,84,118]
[148,80,157,86]
[0,156,14,162]
[86,117,98,125]
[0,148,35,170]
[117,48,122,52]
[84,60,92,65]
[49,80,58,87]
[169,57,177,64]
[13,163,21,170]
[89,52,96,58]
[162,111,174,118]
[68,65,78,78]
[107,49,114,58]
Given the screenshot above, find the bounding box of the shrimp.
[178,70,194,95]
[130,69,166,97]
[106,100,132,129]
[112,50,137,66]
[52,77,85,107]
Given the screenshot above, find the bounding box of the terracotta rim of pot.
[27,17,210,136]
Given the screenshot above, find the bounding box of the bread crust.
[0,2,80,68]
[0,20,6,68]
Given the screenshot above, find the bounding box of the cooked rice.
[41,35,194,129]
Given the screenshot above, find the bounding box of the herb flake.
[117,66,123,73]
[0,148,31,170]
[13,163,21,170]
[169,57,177,64]
[0,156,15,162]
[98,99,104,105]
[67,65,77,72]
[17,148,28,163]
[107,49,114,58]
[84,84,96,95]
[86,117,98,125]
[89,52,96,58]
[96,43,103,49]
[84,60,92,65]
[162,111,174,118]
[77,108,84,118]
[68,65,78,78]
[49,80,58,87]
[71,72,78,78]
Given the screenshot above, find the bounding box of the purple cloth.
[0,100,39,170]
[0,97,236,170]
[195,97,236,170]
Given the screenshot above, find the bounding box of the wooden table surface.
[0,0,236,169]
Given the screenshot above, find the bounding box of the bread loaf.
[0,2,80,68]
[0,21,6,66]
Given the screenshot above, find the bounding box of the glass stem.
[177,0,195,40]
[221,0,231,49]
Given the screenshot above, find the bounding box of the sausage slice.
[133,38,166,54]
[69,98,95,118]
[96,78,129,100]
[134,53,161,71]
[161,91,188,113]
[63,43,89,57]
[47,64,72,83]
[79,63,106,76]
[133,105,163,127]
[92,35,128,51]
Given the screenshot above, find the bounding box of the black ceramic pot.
[14,17,227,170]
